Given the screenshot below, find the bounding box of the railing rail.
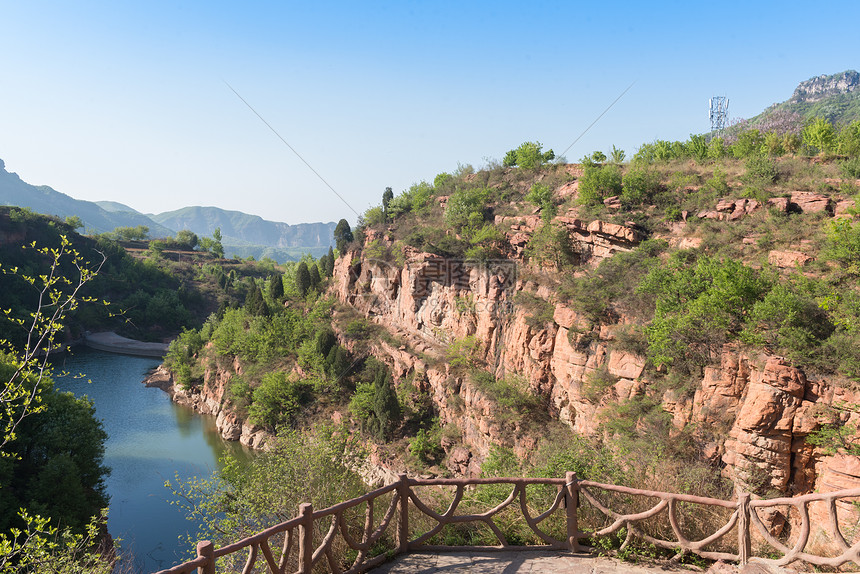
[154,473,860,574]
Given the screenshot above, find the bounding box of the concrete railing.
[155,473,860,573]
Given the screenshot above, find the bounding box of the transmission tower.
[709,96,729,134]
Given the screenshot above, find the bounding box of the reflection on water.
[53,348,250,573]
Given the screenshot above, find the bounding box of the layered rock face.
[144,361,271,449]
[790,70,859,103]
[332,233,860,501]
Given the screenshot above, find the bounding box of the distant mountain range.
[150,207,336,261]
[0,158,334,262]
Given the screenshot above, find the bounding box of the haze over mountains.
[0,158,334,262]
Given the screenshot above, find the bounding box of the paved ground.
[370,551,804,574]
[371,551,703,574]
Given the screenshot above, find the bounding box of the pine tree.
[334,219,353,253]
[382,187,393,221]
[309,264,321,290]
[324,246,335,277]
[269,273,284,303]
[295,262,311,297]
[372,369,400,439]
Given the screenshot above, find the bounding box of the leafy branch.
[0,235,107,452]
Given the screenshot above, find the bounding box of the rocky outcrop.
[143,355,272,449]
[334,234,860,498]
[768,250,812,269]
[790,70,859,103]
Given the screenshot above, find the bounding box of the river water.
[53,348,249,573]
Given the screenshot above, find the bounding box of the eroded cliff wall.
[331,228,860,499]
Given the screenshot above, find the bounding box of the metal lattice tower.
[709,96,729,134]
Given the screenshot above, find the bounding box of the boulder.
[790,191,833,214]
[768,250,812,269]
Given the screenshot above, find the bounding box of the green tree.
[525,222,574,268]
[577,164,623,206]
[309,264,321,291]
[444,187,489,237]
[334,219,353,253]
[111,225,149,241]
[244,283,269,317]
[248,372,311,430]
[837,120,860,156]
[167,427,367,566]
[686,134,708,161]
[590,150,607,164]
[525,183,556,220]
[0,371,109,534]
[609,145,626,164]
[175,229,198,250]
[503,141,554,170]
[822,218,860,274]
[0,510,112,574]
[640,255,770,373]
[382,187,394,220]
[64,215,84,230]
[324,246,335,277]
[371,369,400,439]
[295,262,311,297]
[1,235,106,451]
[621,166,661,207]
[199,228,224,258]
[268,273,284,303]
[731,129,765,158]
[802,117,836,155]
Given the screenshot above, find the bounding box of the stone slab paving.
[371,551,801,574]
[371,551,696,574]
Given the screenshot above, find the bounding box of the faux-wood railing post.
[396,473,409,554]
[196,540,215,574]
[737,492,751,566]
[565,471,580,551]
[298,502,313,573]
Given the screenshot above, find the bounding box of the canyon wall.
[331,227,860,501]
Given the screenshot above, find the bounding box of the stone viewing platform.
[373,551,800,574]
[83,331,169,357]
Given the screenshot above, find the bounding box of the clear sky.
[1,1,858,225]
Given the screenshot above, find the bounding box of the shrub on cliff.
[444,186,490,238]
[640,254,770,374]
[248,371,313,430]
[576,164,622,206]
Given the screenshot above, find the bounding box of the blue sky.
[1,1,858,225]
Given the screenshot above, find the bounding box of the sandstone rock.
[603,195,621,209]
[556,180,579,199]
[607,350,645,380]
[766,197,789,213]
[677,236,703,249]
[716,198,735,212]
[768,250,812,269]
[586,220,642,242]
[835,199,856,217]
[790,191,833,214]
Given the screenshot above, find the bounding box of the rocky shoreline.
[142,364,272,449]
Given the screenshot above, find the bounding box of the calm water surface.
[53,348,249,573]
